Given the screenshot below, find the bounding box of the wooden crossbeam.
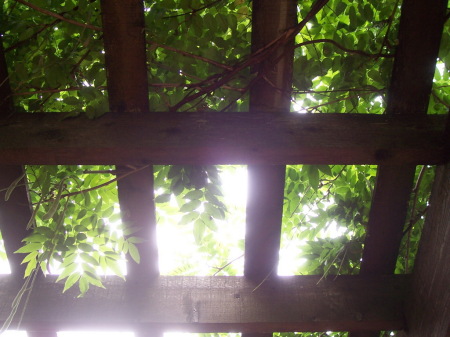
[0,275,408,332]
[0,112,446,165]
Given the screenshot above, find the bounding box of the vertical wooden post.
[351,0,447,336]
[0,37,32,277]
[100,2,161,336]
[244,0,296,281]
[401,163,450,336]
[100,0,159,281]
[244,2,296,337]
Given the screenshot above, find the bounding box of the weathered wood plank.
[0,37,32,277]
[0,112,446,165]
[27,331,58,337]
[359,0,448,275]
[358,0,448,278]
[359,165,415,275]
[402,164,450,336]
[352,0,447,336]
[0,275,408,332]
[244,0,296,284]
[100,0,159,280]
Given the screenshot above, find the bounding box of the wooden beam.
[244,0,297,283]
[100,0,159,280]
[0,275,408,332]
[27,331,58,337]
[353,0,447,336]
[0,36,31,277]
[0,112,446,166]
[402,164,450,336]
[358,0,447,277]
[359,165,415,275]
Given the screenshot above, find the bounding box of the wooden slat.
[100,0,159,280]
[27,331,58,337]
[0,112,446,166]
[359,166,415,275]
[244,0,297,284]
[359,0,448,274]
[358,0,448,279]
[0,275,408,332]
[0,36,31,277]
[353,0,447,336]
[401,164,450,336]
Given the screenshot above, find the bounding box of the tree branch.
[15,0,102,32]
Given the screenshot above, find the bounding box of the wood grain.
[0,112,446,165]
[0,275,408,332]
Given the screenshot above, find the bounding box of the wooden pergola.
[0,0,449,336]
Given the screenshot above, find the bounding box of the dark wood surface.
[0,112,446,165]
[352,0,448,336]
[244,0,296,286]
[0,275,408,332]
[100,0,159,281]
[402,164,450,336]
[0,37,32,277]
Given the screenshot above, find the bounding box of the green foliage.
[154,165,227,244]
[281,165,375,275]
[18,165,130,295]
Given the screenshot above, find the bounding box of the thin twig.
[213,254,244,276]
[37,165,149,204]
[163,0,223,19]
[13,86,107,96]
[376,0,401,57]
[16,0,102,31]
[295,38,394,58]
[149,41,233,71]
[5,19,60,52]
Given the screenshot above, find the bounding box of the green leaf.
[76,233,87,241]
[184,189,203,200]
[21,251,38,264]
[179,199,201,212]
[105,257,125,279]
[307,166,320,191]
[24,258,37,277]
[317,165,332,177]
[78,243,94,252]
[56,262,79,282]
[83,271,105,289]
[128,243,140,264]
[193,219,205,244]
[204,202,225,220]
[42,178,67,220]
[155,193,171,203]
[77,209,87,220]
[78,275,90,296]
[127,236,146,244]
[15,242,43,253]
[80,252,99,266]
[179,211,199,225]
[4,172,25,201]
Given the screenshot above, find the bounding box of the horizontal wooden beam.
[0,275,407,332]
[0,113,447,165]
